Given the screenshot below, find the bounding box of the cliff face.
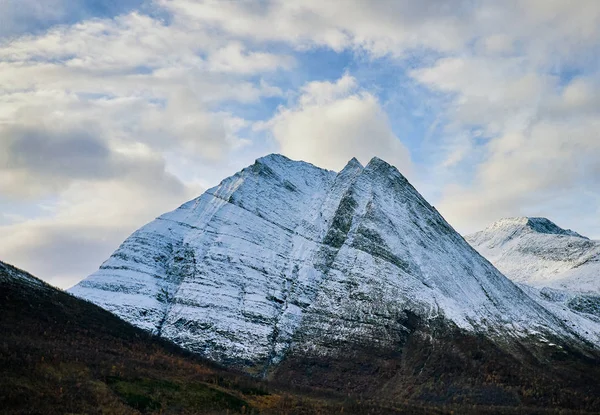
[70,155,600,371]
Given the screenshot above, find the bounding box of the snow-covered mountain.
[70,155,600,370]
[466,217,600,321]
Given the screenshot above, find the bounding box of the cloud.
[208,42,295,74]
[262,74,412,173]
[161,0,474,56]
[3,0,600,287]
[0,13,282,169]
[0,90,227,199]
[395,1,600,236]
[414,56,600,235]
[1,126,123,194]
[439,115,600,229]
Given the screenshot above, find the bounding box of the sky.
[1,0,600,288]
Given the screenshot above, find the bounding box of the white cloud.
[263,74,412,173]
[401,1,600,236]
[208,42,295,74]
[3,0,600,286]
[417,58,600,234]
[0,7,290,286]
[160,0,473,56]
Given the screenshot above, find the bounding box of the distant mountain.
[466,217,600,322]
[65,154,600,410]
[466,217,599,291]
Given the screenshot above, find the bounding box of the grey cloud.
[4,224,124,288]
[6,128,117,179]
[0,123,189,199]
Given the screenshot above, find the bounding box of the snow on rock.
[466,217,600,293]
[70,155,600,368]
[466,217,600,326]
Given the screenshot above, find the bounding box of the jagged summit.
[255,153,370,174]
[366,155,390,166]
[70,155,600,370]
[344,156,363,169]
[338,157,363,177]
[481,217,586,239]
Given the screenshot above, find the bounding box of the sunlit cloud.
[1,0,600,286]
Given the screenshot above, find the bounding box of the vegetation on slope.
[0,262,454,414]
[1,261,600,414]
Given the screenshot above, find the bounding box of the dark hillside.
[0,261,465,414]
[2,261,600,414]
[0,261,261,414]
[273,316,600,412]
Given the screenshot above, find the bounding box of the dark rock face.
[567,294,600,318]
[526,217,586,238]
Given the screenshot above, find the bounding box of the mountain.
[465,217,599,291]
[4,259,425,414]
[465,217,600,324]
[68,154,600,410]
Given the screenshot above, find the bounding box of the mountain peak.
[338,157,363,176]
[254,153,293,167]
[366,156,391,169]
[346,157,363,169]
[484,217,586,239]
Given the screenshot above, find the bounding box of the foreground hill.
[4,260,430,414]
[9,260,598,414]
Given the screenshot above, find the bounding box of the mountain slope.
[465,217,600,322]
